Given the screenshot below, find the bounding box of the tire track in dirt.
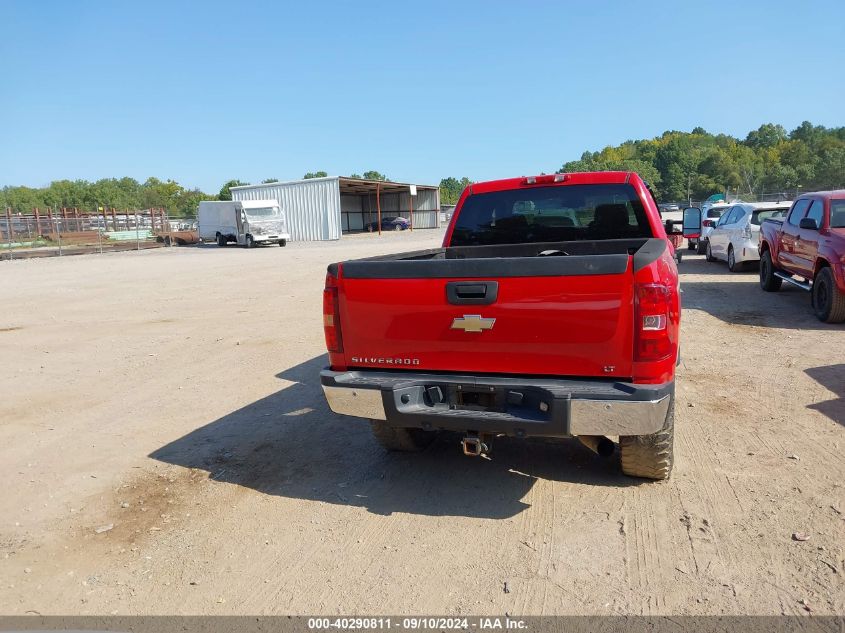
[624,488,668,614]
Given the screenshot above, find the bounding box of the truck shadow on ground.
[804,364,845,427]
[150,355,638,520]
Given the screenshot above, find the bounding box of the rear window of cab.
[831,199,845,228]
[450,184,652,246]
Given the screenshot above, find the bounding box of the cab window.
[787,199,811,226]
[804,200,824,228]
[831,200,845,228]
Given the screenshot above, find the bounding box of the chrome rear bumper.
[321,369,673,437]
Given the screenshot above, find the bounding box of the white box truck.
[198,199,291,248]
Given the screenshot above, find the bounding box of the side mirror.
[682,207,702,238]
[799,217,819,230]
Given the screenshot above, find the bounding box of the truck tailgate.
[337,254,635,378]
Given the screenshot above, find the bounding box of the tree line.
[3,121,843,216]
[0,177,212,218]
[558,121,845,202]
[439,121,844,204]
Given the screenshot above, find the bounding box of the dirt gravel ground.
[0,231,843,616]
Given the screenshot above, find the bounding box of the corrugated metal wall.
[360,188,440,229]
[232,178,342,241]
[402,188,439,229]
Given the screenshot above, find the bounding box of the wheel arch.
[814,256,831,278]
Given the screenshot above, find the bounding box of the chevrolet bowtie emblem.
[451,314,496,333]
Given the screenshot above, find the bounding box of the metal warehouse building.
[230,176,440,241]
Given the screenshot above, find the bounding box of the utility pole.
[687,173,692,207]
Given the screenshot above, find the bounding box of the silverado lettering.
[351,357,421,365]
[321,172,681,480]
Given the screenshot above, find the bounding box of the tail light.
[741,225,752,240]
[323,273,343,353]
[634,283,672,362]
[703,220,715,228]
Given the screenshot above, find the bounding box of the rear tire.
[687,240,695,251]
[216,233,226,247]
[812,267,845,323]
[620,395,674,480]
[394,224,401,231]
[705,241,717,262]
[759,250,782,292]
[696,239,707,255]
[245,235,254,249]
[727,246,743,272]
[369,421,435,452]
[278,239,286,247]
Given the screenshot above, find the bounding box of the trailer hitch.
[461,433,492,457]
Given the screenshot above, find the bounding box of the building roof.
[230,176,439,196]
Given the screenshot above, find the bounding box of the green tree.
[553,122,845,202]
[439,177,473,205]
[303,171,328,179]
[173,188,207,217]
[142,177,183,210]
[261,178,280,183]
[1,177,213,216]
[745,123,787,149]
[815,147,845,190]
[790,121,823,146]
[362,171,388,181]
[218,179,248,201]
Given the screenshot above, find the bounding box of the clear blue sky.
[2,0,843,192]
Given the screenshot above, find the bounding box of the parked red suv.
[758,190,845,322]
[321,172,681,479]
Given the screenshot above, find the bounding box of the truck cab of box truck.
[198,200,291,248]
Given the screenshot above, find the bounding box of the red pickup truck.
[758,190,845,323]
[321,172,681,480]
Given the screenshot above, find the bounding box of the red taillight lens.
[703,220,714,227]
[634,283,672,362]
[323,274,343,353]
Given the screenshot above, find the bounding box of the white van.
[198,199,290,248]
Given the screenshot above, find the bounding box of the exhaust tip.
[578,435,615,458]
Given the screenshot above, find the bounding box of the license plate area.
[391,382,556,425]
[453,386,505,412]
